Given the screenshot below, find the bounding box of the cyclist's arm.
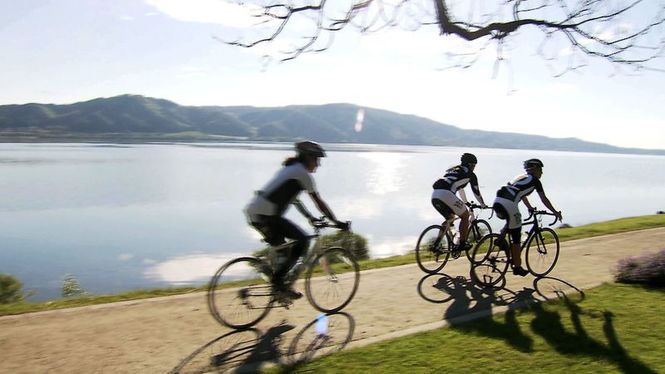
[469,176,487,207]
[536,190,562,219]
[293,199,315,221]
[521,196,535,212]
[309,192,342,224]
[458,188,468,203]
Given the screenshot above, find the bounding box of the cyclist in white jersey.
[245,141,347,299]
[493,158,562,276]
[431,153,488,252]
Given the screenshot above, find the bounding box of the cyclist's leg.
[263,216,309,285]
[493,199,526,275]
[457,209,470,245]
[431,197,454,245]
[433,190,466,246]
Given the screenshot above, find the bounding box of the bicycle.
[415,202,492,274]
[207,218,360,330]
[470,209,561,287]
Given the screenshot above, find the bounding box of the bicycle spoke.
[470,234,509,287]
[207,257,273,329]
[415,225,450,273]
[525,228,560,277]
[306,248,359,313]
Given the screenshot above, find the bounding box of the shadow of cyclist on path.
[169,321,294,374]
[417,272,534,353]
[530,294,656,373]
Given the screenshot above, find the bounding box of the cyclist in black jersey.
[431,153,488,252]
[244,141,348,299]
[492,158,562,276]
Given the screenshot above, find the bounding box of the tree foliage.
[0,274,24,304]
[223,0,665,74]
[62,274,87,298]
[252,231,370,260]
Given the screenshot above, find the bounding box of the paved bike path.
[1,228,664,373]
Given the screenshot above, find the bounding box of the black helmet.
[295,140,326,157]
[461,153,477,165]
[523,158,544,170]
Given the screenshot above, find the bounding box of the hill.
[0,94,662,155]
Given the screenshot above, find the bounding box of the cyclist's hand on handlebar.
[554,211,563,221]
[335,220,351,231]
[309,216,325,227]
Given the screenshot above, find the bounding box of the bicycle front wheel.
[470,233,509,287]
[525,228,560,277]
[465,219,492,261]
[207,257,273,329]
[305,247,360,313]
[415,225,451,274]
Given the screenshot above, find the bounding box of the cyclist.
[493,158,562,276]
[244,140,348,299]
[431,153,488,253]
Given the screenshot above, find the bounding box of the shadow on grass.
[530,294,656,373]
[419,273,655,372]
[170,313,355,373]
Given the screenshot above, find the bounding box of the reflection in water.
[358,152,409,195]
[144,253,245,284]
[369,235,417,258]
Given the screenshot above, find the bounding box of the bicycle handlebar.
[466,201,493,219]
[524,209,561,226]
[311,217,352,231]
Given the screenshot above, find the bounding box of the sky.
[1,0,664,150]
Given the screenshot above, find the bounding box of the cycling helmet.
[523,158,544,170]
[461,153,477,165]
[295,140,326,157]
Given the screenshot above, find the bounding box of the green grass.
[271,283,665,373]
[556,214,665,242]
[0,287,202,316]
[2,214,665,316]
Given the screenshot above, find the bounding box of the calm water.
[2,142,665,300]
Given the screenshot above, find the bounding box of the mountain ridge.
[1,94,662,155]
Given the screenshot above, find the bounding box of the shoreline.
[3,214,665,316]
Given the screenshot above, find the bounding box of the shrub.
[615,249,665,287]
[62,274,87,298]
[0,273,24,304]
[313,231,369,260]
[251,231,370,261]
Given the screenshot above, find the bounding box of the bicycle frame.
[437,202,491,243]
[511,210,559,249]
[264,217,353,286]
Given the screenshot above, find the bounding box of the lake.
[2,142,664,301]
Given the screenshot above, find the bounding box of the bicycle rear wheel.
[525,228,560,277]
[470,233,510,287]
[415,225,451,273]
[465,219,492,261]
[207,257,273,329]
[305,247,360,313]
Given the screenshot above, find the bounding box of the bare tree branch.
[218,0,665,75]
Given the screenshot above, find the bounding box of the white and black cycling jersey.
[496,173,543,203]
[245,162,317,220]
[432,165,482,197]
